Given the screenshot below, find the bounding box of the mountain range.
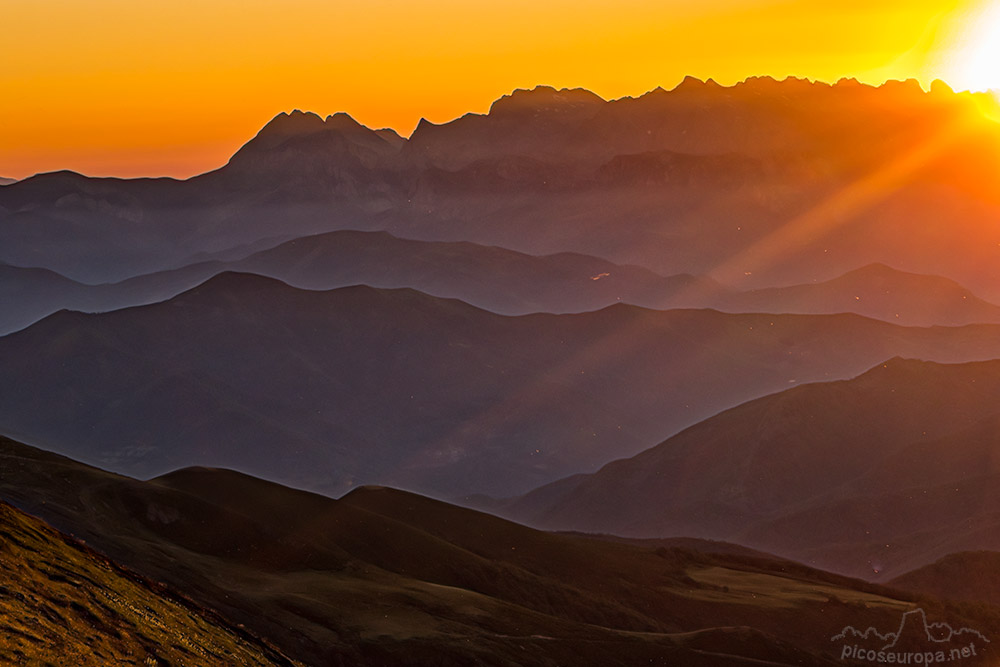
[5,229,1000,338]
[2,78,999,300]
[7,272,1000,499]
[0,231,713,336]
[8,76,1000,663]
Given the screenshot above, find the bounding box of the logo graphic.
[832,608,989,664]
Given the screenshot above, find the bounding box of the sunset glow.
[1,0,998,179]
[947,2,1000,91]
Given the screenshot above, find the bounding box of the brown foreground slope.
[4,436,1000,665]
[0,500,297,666]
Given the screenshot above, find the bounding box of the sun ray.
[703,107,987,289]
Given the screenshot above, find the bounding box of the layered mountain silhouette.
[504,358,1000,579]
[7,274,1000,498]
[5,435,998,665]
[712,263,1000,327]
[6,230,999,337]
[0,176,16,186]
[8,76,1000,663]
[3,78,1000,303]
[0,230,725,336]
[0,262,97,335]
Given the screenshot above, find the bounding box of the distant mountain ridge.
[504,358,1000,579]
[714,263,1000,326]
[7,274,1000,499]
[2,77,999,302]
[4,230,997,337]
[0,230,724,335]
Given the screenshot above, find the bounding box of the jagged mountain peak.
[488,85,605,114]
[236,109,377,155]
[834,76,867,88]
[670,75,728,93]
[411,116,443,135]
[324,110,365,131]
[880,77,926,94]
[261,109,326,136]
[931,78,955,95]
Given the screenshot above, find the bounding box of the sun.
[949,2,1000,91]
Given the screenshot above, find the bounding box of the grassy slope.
[0,500,297,666]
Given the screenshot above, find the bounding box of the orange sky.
[1,0,996,180]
